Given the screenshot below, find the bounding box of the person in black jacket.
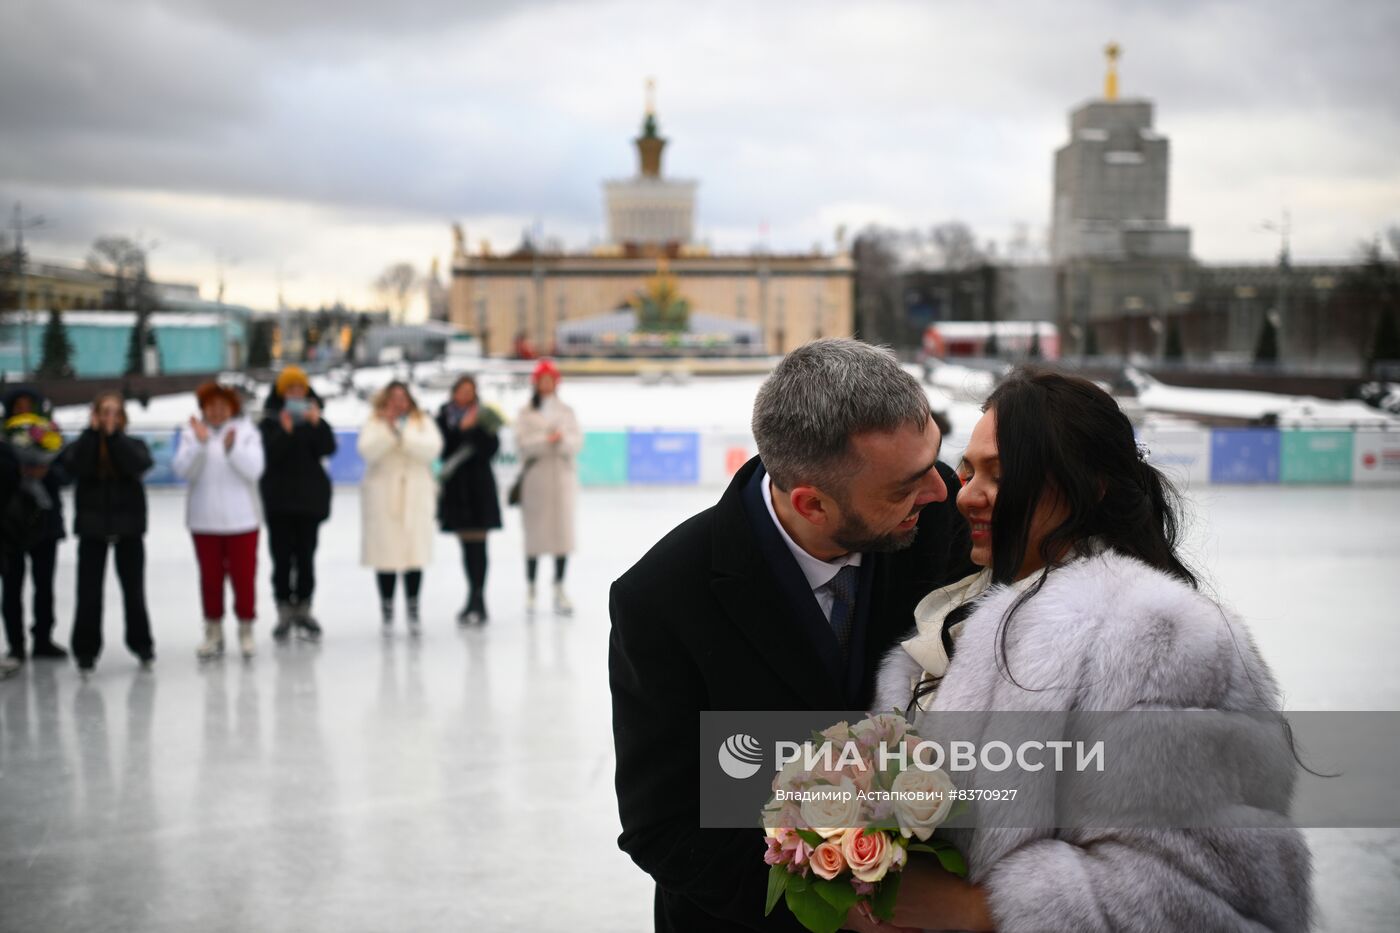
[1,385,70,662]
[63,392,155,674]
[436,374,503,625]
[0,442,20,678]
[259,366,336,642]
[609,339,976,933]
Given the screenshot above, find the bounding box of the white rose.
[799,778,862,839]
[890,767,954,841]
[773,742,815,793]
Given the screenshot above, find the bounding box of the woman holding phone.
[259,366,337,642]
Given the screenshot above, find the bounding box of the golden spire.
[1104,42,1121,100]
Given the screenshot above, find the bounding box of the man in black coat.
[610,339,976,932]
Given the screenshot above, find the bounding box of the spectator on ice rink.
[359,381,442,636]
[514,359,581,616]
[436,374,503,626]
[174,381,266,660]
[258,365,337,643]
[63,392,156,675]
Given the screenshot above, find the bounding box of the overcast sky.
[2,0,1397,316]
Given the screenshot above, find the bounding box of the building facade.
[449,96,853,357]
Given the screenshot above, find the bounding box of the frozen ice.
[1,479,1397,930]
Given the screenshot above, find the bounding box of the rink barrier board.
[124,426,1400,488]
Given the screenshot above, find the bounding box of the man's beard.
[830,507,922,554]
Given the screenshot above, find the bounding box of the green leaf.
[906,841,951,855]
[765,865,789,917]
[787,872,809,894]
[785,885,846,933]
[795,829,825,849]
[811,877,860,916]
[869,872,902,921]
[935,846,968,878]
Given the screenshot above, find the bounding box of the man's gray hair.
[751,338,931,493]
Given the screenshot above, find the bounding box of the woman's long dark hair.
[985,367,1196,686]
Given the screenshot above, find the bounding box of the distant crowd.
[0,359,580,679]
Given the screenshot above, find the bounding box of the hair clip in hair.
[1135,441,1151,462]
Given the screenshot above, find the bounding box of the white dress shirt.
[761,472,862,622]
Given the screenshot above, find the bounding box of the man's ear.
[789,486,829,526]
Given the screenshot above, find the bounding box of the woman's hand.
[547,429,562,444]
[223,428,237,452]
[890,860,995,931]
[459,407,478,430]
[190,415,210,444]
[845,902,918,933]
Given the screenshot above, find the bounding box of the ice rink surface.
[2,482,1398,931]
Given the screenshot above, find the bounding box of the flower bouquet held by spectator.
[1,386,70,662]
[173,382,266,660]
[259,366,336,643]
[62,392,156,675]
[358,381,442,636]
[761,712,963,933]
[436,374,503,626]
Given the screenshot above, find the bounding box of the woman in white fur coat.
[871,369,1311,932]
[358,381,442,634]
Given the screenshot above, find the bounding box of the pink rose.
[810,841,847,881]
[841,828,895,883]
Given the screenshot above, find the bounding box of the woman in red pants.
[173,382,265,660]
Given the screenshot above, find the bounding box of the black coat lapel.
[709,459,845,710]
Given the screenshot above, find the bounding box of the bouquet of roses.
[761,712,965,933]
[3,412,64,509]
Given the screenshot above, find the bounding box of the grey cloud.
[106,0,554,39]
[1,0,1397,271]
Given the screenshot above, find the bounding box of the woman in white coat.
[358,381,442,635]
[172,382,265,660]
[870,369,1311,932]
[514,359,581,615]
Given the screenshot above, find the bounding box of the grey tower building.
[1051,99,1191,263]
[1053,45,1194,358]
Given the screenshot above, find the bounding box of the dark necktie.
[826,564,859,659]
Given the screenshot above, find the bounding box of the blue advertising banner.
[627,431,700,485]
[1209,429,1280,484]
[139,430,182,485]
[326,431,365,484]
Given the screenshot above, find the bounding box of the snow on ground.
[1123,367,1398,427]
[50,366,991,452]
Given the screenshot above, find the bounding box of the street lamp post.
[9,203,46,378]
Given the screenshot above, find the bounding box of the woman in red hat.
[514,359,581,615]
[173,382,265,660]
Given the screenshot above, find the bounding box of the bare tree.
[374,262,419,323]
[852,226,908,346]
[87,236,149,310]
[928,221,985,271]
